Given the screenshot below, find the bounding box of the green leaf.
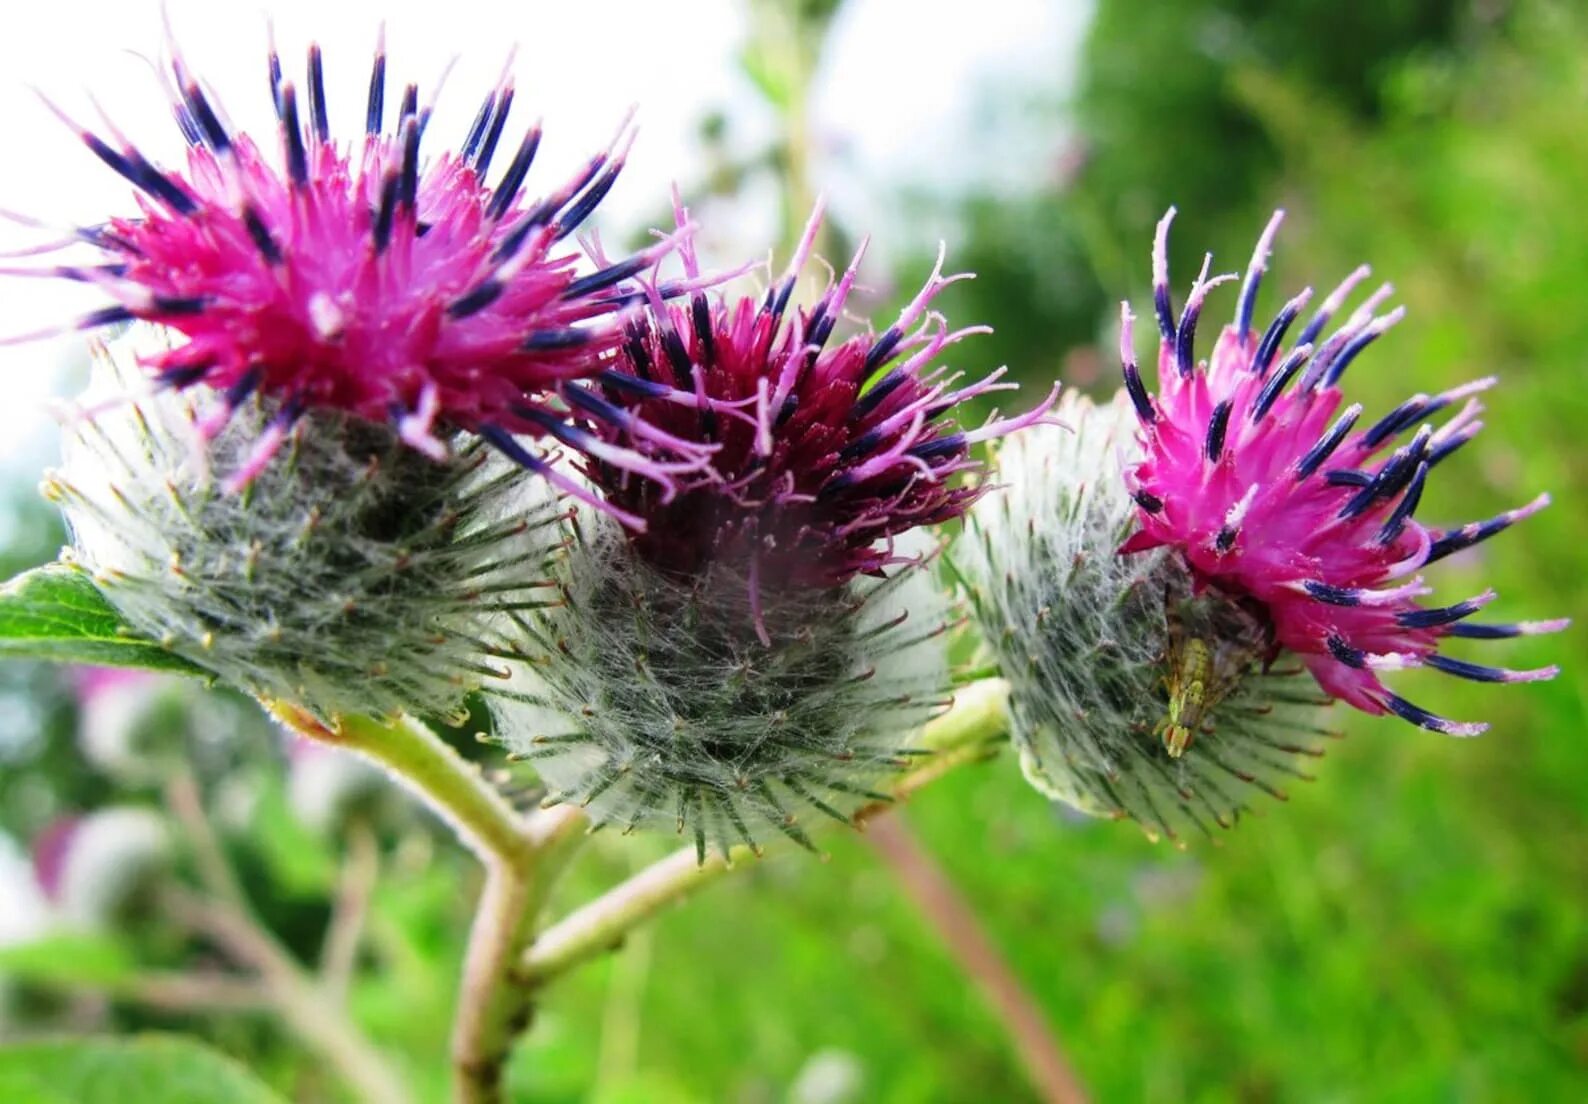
[0,564,206,676]
[0,1036,286,1104]
[0,932,138,988]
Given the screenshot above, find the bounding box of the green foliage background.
[1,1,1584,1101]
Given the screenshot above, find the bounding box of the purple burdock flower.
[15,28,703,506]
[488,203,1056,855]
[1120,209,1565,736]
[583,200,1060,624]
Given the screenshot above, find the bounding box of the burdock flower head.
[28,30,721,721]
[959,391,1339,841]
[20,30,700,502]
[490,205,1057,859]
[1120,209,1564,735]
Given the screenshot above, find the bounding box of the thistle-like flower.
[48,330,564,722]
[490,208,1054,858]
[959,392,1338,841]
[18,30,700,503]
[1120,209,1564,735]
[582,202,1060,600]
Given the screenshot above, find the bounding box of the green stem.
[521,679,1011,987]
[268,703,527,864]
[268,702,539,1104]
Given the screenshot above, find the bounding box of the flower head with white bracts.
[1119,208,1565,736]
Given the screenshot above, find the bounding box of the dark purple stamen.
[152,295,208,316]
[268,49,284,114]
[864,327,903,373]
[553,164,623,242]
[280,86,309,186]
[1133,490,1164,513]
[1375,461,1427,545]
[1447,622,1541,640]
[1205,400,1232,461]
[81,134,196,214]
[1303,581,1362,607]
[598,369,670,400]
[479,424,551,475]
[1251,345,1310,422]
[244,205,283,264]
[307,46,329,143]
[1295,405,1360,480]
[850,368,905,421]
[838,430,883,462]
[365,48,385,135]
[397,120,420,212]
[1363,396,1433,449]
[660,326,694,390]
[1325,469,1372,488]
[224,365,264,408]
[173,103,202,147]
[906,435,966,463]
[1320,326,1387,389]
[562,383,633,428]
[159,364,211,389]
[1153,281,1175,343]
[459,91,495,164]
[372,173,400,253]
[1396,597,1486,629]
[1122,358,1154,424]
[521,327,590,350]
[181,81,232,153]
[1426,430,1475,470]
[619,326,653,382]
[1174,292,1208,377]
[1380,693,1473,736]
[1424,654,1512,683]
[1427,511,1522,565]
[397,84,418,125]
[81,305,136,328]
[485,127,542,221]
[692,295,716,368]
[1326,635,1365,667]
[562,255,651,300]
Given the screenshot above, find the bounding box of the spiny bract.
[489,509,954,863]
[49,331,564,722]
[958,391,1339,843]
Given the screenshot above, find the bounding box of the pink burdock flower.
[584,200,1060,604]
[1119,208,1565,735]
[18,30,699,499]
[488,204,1055,854]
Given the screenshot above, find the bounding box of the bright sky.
[0,0,1087,479]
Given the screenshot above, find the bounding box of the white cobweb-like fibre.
[490,510,954,861]
[50,329,564,722]
[957,390,1339,844]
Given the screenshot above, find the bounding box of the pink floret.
[24,33,685,489]
[1120,209,1564,735]
[585,200,1059,630]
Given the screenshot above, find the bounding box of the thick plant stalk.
[867,814,1089,1104]
[267,703,544,1104]
[521,679,1011,986]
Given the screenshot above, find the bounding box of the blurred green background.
[1,0,1585,1101]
